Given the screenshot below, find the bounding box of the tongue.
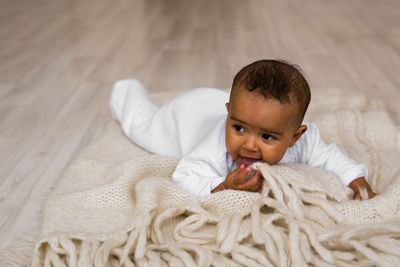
[241,157,259,167]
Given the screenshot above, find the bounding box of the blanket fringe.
[32,206,400,266]
[31,163,400,266]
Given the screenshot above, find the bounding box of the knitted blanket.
[5,88,400,266]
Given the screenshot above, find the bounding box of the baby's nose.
[243,136,258,151]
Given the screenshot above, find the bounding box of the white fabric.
[109,79,229,158]
[110,79,367,198]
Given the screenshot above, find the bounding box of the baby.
[110,59,376,200]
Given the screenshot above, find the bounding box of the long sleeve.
[172,118,236,198]
[294,123,368,186]
[173,157,227,198]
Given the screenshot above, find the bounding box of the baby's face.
[225,88,306,167]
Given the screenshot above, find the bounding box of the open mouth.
[240,156,261,167]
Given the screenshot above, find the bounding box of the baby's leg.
[109,79,229,158]
[109,79,180,157]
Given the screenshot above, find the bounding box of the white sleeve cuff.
[209,176,226,193]
[339,164,368,186]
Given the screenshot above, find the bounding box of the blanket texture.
[3,88,400,266]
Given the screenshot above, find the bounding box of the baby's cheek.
[226,131,238,149]
[261,148,282,165]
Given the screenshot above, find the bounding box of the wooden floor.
[1,0,400,250]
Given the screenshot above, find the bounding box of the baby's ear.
[225,102,230,112]
[289,125,307,147]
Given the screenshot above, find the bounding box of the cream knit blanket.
[8,88,400,266]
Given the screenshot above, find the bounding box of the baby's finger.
[234,164,246,174]
[228,164,245,177]
[368,191,377,199]
[228,164,247,187]
[236,166,254,184]
[242,170,263,191]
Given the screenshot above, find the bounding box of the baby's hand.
[212,164,263,193]
[349,177,377,200]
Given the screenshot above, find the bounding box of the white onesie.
[110,79,368,198]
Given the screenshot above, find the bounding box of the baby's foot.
[109,79,149,120]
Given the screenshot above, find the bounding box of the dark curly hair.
[231,59,311,124]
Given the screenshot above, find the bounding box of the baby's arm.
[173,151,263,197]
[172,157,227,198]
[304,123,376,200]
[212,164,263,193]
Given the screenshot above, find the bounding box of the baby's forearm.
[211,182,226,193]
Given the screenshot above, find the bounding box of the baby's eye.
[262,134,274,141]
[233,125,245,133]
